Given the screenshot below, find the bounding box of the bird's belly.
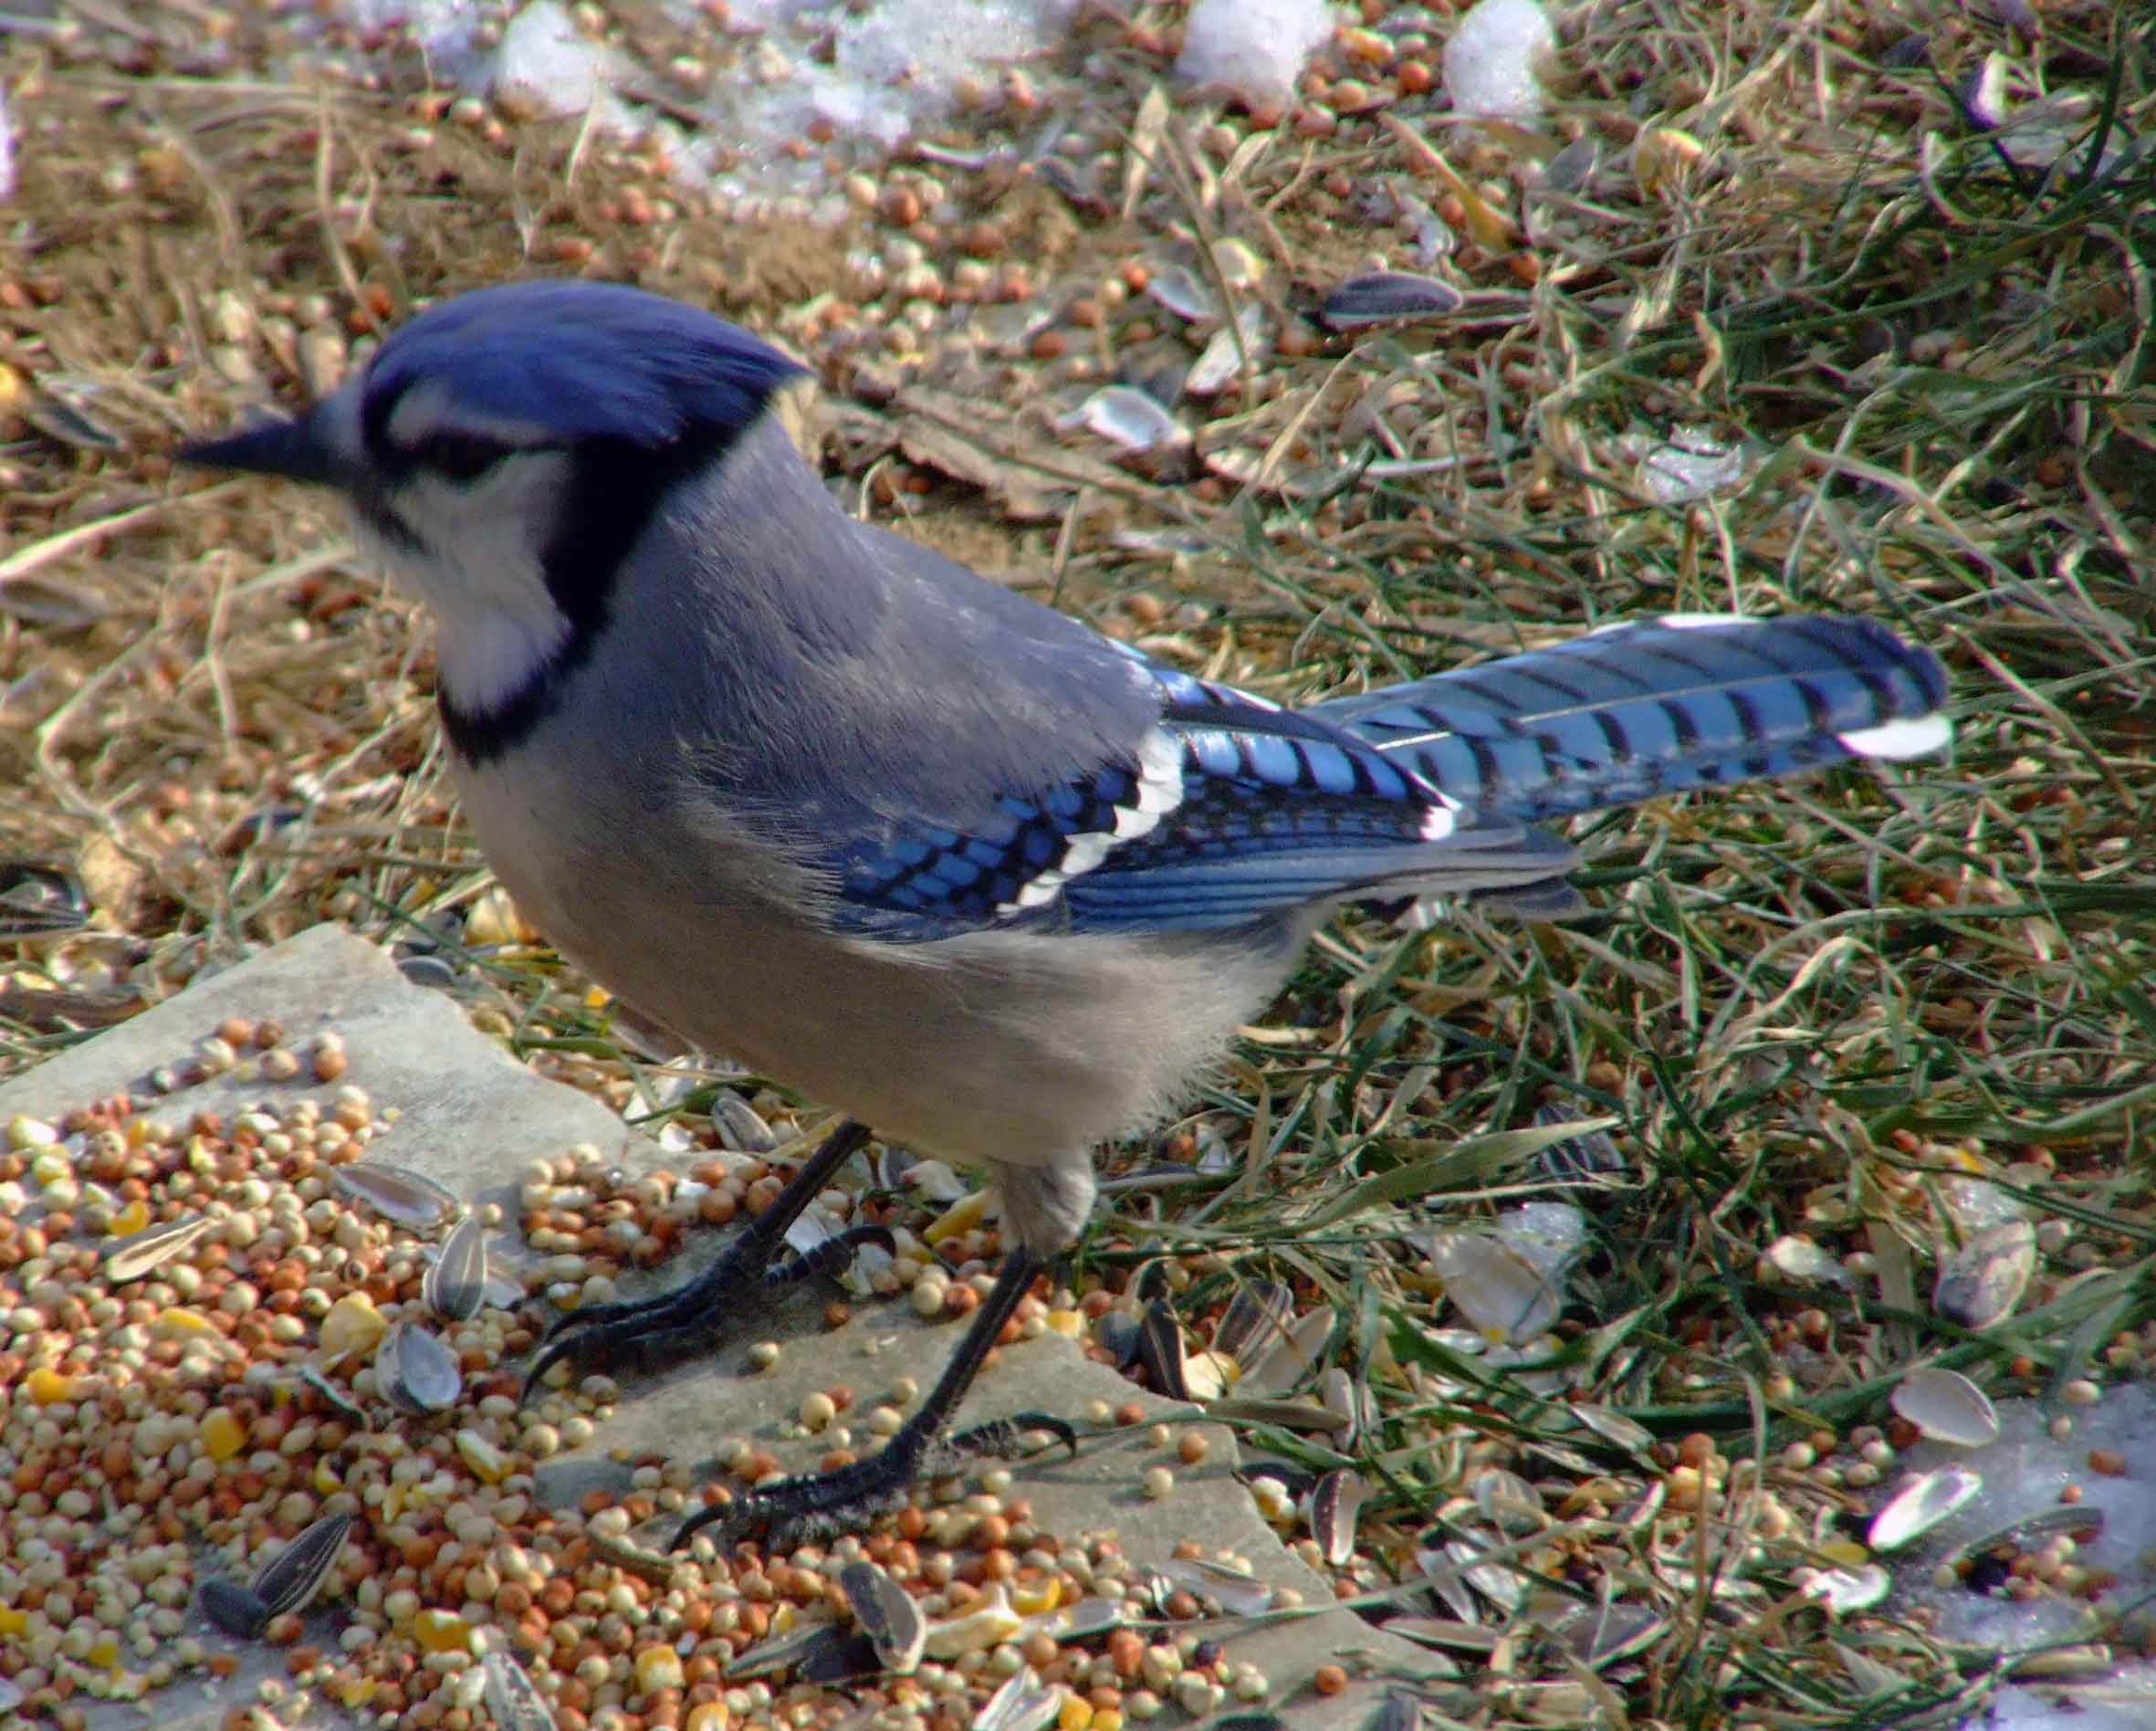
[454,760,1298,1170]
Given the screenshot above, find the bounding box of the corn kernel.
[155,1306,215,1338]
[455,1428,510,1484]
[633,1646,686,1694]
[108,1198,151,1237]
[413,1610,470,1653]
[319,1292,388,1359]
[685,1705,732,1731]
[1043,1308,1083,1338]
[27,1367,85,1405]
[924,1190,992,1245]
[201,1409,246,1462]
[1010,1577,1062,1615]
[1058,1694,1094,1729]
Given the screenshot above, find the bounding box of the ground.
[0,2,2151,1729]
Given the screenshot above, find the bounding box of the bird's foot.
[520,1221,894,1399]
[669,1411,1078,1551]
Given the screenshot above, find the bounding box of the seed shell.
[198,1577,271,1640]
[1321,270,1465,329]
[840,1559,926,1673]
[1214,1278,1296,1366]
[376,1317,462,1416]
[424,1212,488,1322]
[1804,1564,1890,1612]
[971,1666,1063,1731]
[1138,1299,1190,1401]
[1426,1233,1560,1343]
[1933,1220,2036,1329]
[331,1160,462,1230]
[1311,1468,1368,1567]
[249,1509,351,1618]
[712,1090,777,1153]
[1868,1464,1983,1551]
[1890,1365,2000,1447]
[104,1212,215,1282]
[482,1648,560,1730]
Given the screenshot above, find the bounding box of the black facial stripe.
[439,422,751,768]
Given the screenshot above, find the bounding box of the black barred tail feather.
[1315,614,1951,827]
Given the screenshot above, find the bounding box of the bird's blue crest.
[360,280,808,447]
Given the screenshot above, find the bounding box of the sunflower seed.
[1240,1305,1334,1396]
[1934,1220,2036,1329]
[1321,1365,1376,1447]
[1065,386,1188,456]
[199,1578,271,1640]
[1569,1401,1653,1452]
[104,1213,215,1283]
[1138,1299,1190,1401]
[728,1619,855,1679]
[1214,1279,1296,1366]
[840,1560,926,1673]
[482,1649,559,1731]
[1321,271,1464,330]
[1891,1366,2000,1448]
[298,1365,370,1426]
[331,1161,462,1230]
[424,1213,488,1323]
[0,863,90,936]
[1765,1234,1857,1289]
[1094,1309,1143,1368]
[1868,1465,1983,1551]
[377,1318,461,1416]
[249,1511,351,1619]
[712,1091,777,1153]
[1803,1563,1890,1612]
[1156,1557,1272,1617]
[1553,1600,1664,1667]
[1469,1466,1542,1534]
[1539,135,1600,193]
[1184,305,1271,398]
[972,1665,1063,1731]
[1425,1233,1560,1343]
[1311,1469,1368,1567]
[1144,263,1216,322]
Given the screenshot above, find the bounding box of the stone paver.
[0,927,1436,1727]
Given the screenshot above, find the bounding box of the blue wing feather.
[823,666,1555,938]
[820,614,1949,942]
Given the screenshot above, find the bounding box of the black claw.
[521,1118,879,1401]
[669,1436,926,1552]
[949,1410,1081,1462]
[762,1224,897,1289]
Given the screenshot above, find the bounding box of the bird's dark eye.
[412,432,505,484]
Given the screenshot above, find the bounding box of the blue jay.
[182,280,1952,1543]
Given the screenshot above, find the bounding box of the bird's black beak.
[179,408,340,487]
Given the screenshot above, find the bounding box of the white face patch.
[350,445,581,719]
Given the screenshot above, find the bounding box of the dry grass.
[2,0,2152,1725]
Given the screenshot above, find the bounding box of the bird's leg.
[670,1244,1077,1550]
[523,1118,883,1396]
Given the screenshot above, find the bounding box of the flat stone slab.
[0,927,1435,1727]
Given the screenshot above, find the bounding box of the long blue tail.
[1313,614,1951,825]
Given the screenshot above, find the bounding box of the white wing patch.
[1000,729,1188,915]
